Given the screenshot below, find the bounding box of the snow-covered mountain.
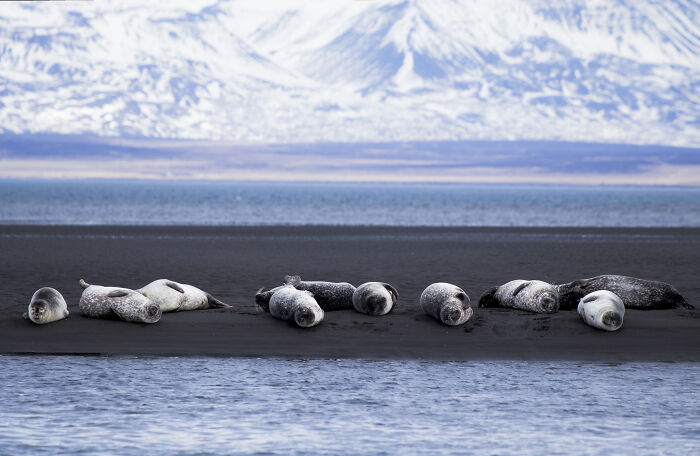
[0,0,698,146]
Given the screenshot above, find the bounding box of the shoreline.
[1,225,698,361]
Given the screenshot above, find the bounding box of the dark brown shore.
[1,225,698,361]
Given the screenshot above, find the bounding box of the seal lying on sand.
[578,290,625,331]
[557,275,692,310]
[478,280,559,313]
[352,282,398,316]
[79,279,161,324]
[269,286,324,328]
[137,279,230,312]
[420,282,473,326]
[23,287,69,324]
[283,275,356,311]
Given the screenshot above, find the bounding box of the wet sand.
[0,225,698,361]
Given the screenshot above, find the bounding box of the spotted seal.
[268,286,324,328]
[137,279,230,312]
[352,282,398,316]
[79,279,161,324]
[282,275,355,311]
[420,282,473,326]
[557,275,692,310]
[478,279,559,313]
[577,290,625,331]
[22,287,69,324]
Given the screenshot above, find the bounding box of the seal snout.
[601,311,622,330]
[539,292,558,313]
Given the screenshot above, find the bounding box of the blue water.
[0,357,697,456]
[0,179,699,226]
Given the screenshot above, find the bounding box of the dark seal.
[556,275,692,310]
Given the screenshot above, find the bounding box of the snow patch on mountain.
[0,0,698,146]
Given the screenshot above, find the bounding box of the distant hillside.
[0,0,698,146]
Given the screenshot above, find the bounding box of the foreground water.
[0,357,697,455]
[1,179,699,226]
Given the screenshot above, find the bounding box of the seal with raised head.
[268,286,324,328]
[420,282,473,326]
[352,282,398,316]
[577,290,625,331]
[557,275,692,310]
[478,279,559,313]
[23,287,69,324]
[79,279,161,324]
[283,275,356,311]
[137,279,230,312]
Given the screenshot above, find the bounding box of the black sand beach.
[0,225,698,361]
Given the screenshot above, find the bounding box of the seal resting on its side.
[283,275,356,311]
[23,287,69,324]
[137,279,230,312]
[79,279,161,324]
[577,290,625,331]
[268,286,324,328]
[352,282,398,316]
[478,280,559,313]
[420,282,473,326]
[557,275,692,310]
[255,285,284,312]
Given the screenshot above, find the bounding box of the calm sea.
[0,356,697,456]
[0,179,699,226]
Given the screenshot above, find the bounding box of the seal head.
[24,287,69,325]
[420,282,473,326]
[352,282,398,316]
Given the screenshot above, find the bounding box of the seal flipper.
[478,287,499,308]
[512,282,529,296]
[382,283,399,303]
[206,293,231,308]
[108,290,129,298]
[165,281,185,293]
[79,279,91,289]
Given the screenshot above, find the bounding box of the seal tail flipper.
[206,293,231,308]
[478,287,499,308]
[79,279,91,289]
[677,298,694,309]
[284,275,302,287]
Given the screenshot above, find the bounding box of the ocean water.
[0,179,699,226]
[0,356,697,456]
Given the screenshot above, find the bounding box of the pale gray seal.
[420,282,473,326]
[283,275,356,311]
[577,290,625,331]
[478,279,559,313]
[557,275,692,310]
[137,279,230,312]
[352,282,398,316]
[269,286,324,328]
[79,279,161,324]
[23,287,69,324]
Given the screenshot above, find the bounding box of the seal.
[352,282,398,316]
[79,279,161,324]
[137,279,230,312]
[478,279,559,313]
[268,285,324,328]
[283,275,355,311]
[557,275,692,310]
[23,287,69,325]
[420,282,473,326]
[577,290,625,331]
